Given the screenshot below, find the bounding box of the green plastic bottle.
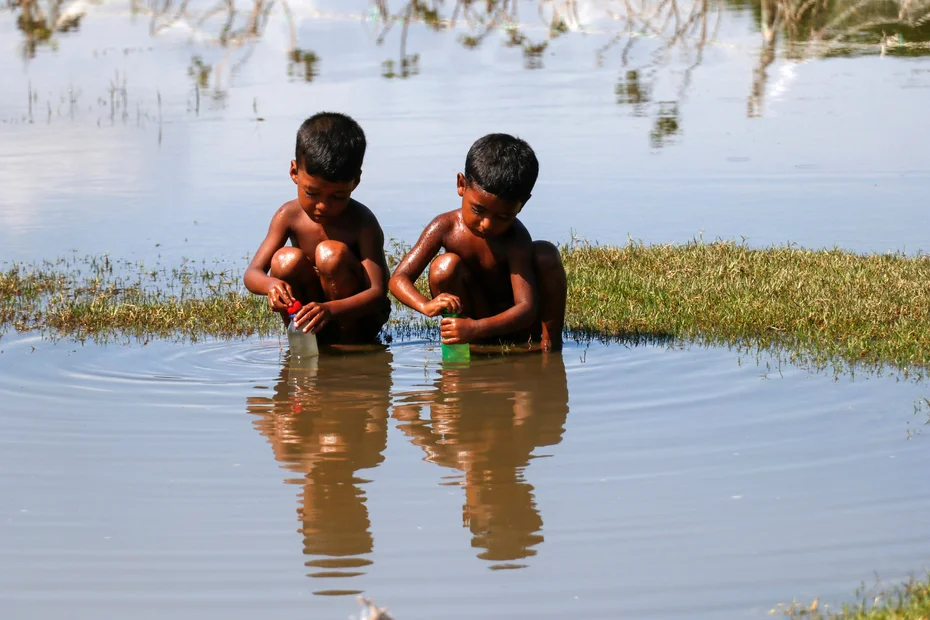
[441,313,471,363]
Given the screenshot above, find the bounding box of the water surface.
[2,1,930,618]
[2,335,929,619]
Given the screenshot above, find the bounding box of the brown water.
[2,1,930,618]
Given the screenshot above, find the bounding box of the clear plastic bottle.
[440,313,470,363]
[286,301,319,359]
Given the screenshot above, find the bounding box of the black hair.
[464,133,539,203]
[295,112,366,182]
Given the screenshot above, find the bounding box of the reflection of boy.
[393,355,570,565]
[245,352,393,575]
[388,134,567,351]
[244,112,390,344]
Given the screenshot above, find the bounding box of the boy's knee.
[533,240,563,271]
[270,247,308,279]
[315,240,353,275]
[429,252,464,283]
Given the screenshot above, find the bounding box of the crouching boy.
[389,133,566,352]
[244,112,391,344]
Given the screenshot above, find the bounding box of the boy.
[244,112,390,344]
[389,133,567,352]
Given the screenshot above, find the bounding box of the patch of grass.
[564,239,930,377]
[0,254,434,344]
[0,255,280,343]
[777,575,930,618]
[2,240,930,377]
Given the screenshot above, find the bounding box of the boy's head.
[290,112,366,221]
[457,133,538,238]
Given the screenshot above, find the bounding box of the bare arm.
[475,239,538,336]
[389,215,461,317]
[440,233,538,344]
[244,205,294,310]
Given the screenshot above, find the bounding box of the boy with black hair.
[244,112,390,344]
[389,133,567,352]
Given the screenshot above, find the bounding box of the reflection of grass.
[738,0,930,57]
[777,574,930,618]
[3,242,930,376]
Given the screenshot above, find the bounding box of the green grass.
[2,240,930,376]
[0,255,278,343]
[777,575,930,619]
[564,240,930,376]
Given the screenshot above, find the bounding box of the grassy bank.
[565,241,930,375]
[779,575,930,618]
[2,241,930,374]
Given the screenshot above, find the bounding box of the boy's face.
[457,173,523,239]
[290,161,359,222]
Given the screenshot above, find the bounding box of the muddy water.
[2,0,930,618]
[2,335,930,619]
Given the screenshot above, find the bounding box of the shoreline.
[3,241,929,377]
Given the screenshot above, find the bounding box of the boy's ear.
[289,160,299,184]
[456,173,467,197]
[519,193,531,209]
[351,171,362,192]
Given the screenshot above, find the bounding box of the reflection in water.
[744,0,930,115]
[246,349,392,596]
[11,0,83,59]
[371,0,574,72]
[287,48,319,82]
[394,354,569,569]
[5,0,930,138]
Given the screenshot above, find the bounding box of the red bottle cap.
[286,300,302,315]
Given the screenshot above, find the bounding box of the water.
[2,0,930,618]
[2,335,929,619]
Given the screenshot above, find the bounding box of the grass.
[0,255,279,343]
[564,240,930,377]
[2,240,930,376]
[777,575,930,619]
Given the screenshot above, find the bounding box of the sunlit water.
[2,335,929,619]
[2,0,930,618]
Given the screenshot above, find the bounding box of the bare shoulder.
[345,198,384,232]
[504,218,534,250]
[272,198,302,224]
[410,209,458,247]
[426,209,458,236]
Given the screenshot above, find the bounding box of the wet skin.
[389,173,566,351]
[243,162,390,344]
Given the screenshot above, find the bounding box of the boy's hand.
[297,302,332,335]
[268,279,295,312]
[440,316,478,344]
[422,293,462,317]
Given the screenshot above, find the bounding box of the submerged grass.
[2,240,930,375]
